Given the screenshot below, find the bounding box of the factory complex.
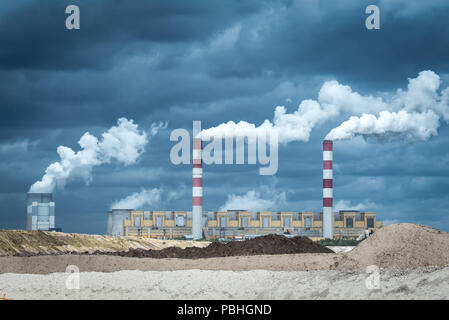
[107,208,381,240]
[27,139,383,240]
[106,140,382,240]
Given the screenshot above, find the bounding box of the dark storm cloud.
[0,0,271,70]
[1,0,448,131]
[164,0,449,84]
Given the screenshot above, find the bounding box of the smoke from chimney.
[30,118,148,193]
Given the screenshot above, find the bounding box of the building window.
[283,217,291,228]
[305,217,312,229]
[176,215,185,227]
[367,217,374,228]
[38,206,49,215]
[241,217,249,228]
[346,217,354,228]
[156,216,163,228]
[262,216,270,228]
[37,214,49,222]
[220,216,227,227]
[134,217,141,227]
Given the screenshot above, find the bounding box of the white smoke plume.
[202,70,449,144]
[201,77,390,143]
[219,187,286,212]
[110,188,162,210]
[326,71,449,141]
[30,118,148,193]
[326,110,440,142]
[202,99,337,144]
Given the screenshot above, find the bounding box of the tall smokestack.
[192,121,203,240]
[323,140,333,239]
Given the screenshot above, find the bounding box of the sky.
[1,0,449,234]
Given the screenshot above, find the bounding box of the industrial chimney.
[192,122,203,240]
[323,140,333,239]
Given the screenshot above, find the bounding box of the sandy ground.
[0,253,348,274]
[1,252,448,300]
[1,266,448,300]
[1,224,448,299]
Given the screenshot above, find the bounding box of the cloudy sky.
[1,0,449,234]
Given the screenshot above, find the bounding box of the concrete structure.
[107,209,133,236]
[109,209,382,240]
[323,140,333,239]
[26,193,55,231]
[192,123,203,240]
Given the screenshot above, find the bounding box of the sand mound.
[346,223,449,269]
[0,230,209,256]
[2,267,449,300]
[102,234,333,259]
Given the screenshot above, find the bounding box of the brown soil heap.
[102,234,334,259]
[345,223,449,269]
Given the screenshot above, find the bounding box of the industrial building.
[106,139,382,240]
[26,193,56,231]
[107,209,381,240]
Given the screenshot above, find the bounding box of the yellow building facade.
[108,209,382,240]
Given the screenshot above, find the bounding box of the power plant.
[107,139,382,240]
[23,138,382,238]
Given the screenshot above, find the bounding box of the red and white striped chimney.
[323,140,333,239]
[192,122,203,240]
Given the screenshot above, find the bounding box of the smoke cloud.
[219,187,286,212]
[111,184,186,210]
[202,70,449,144]
[110,188,162,210]
[202,99,337,144]
[326,71,449,141]
[326,110,440,142]
[30,118,148,193]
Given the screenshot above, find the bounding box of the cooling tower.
[323,140,333,239]
[107,209,132,236]
[192,129,203,240]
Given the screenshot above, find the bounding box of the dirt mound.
[103,234,334,259]
[345,223,449,269]
[0,230,208,256]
